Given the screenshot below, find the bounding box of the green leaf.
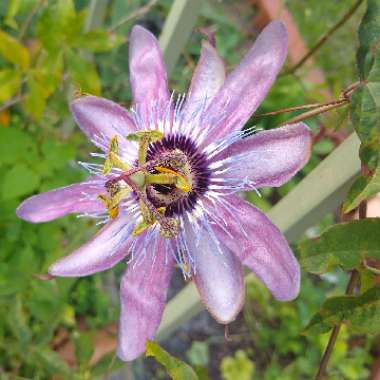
[352,0,380,168]
[74,332,94,366]
[299,218,380,274]
[36,0,77,52]
[7,295,32,345]
[0,69,21,103]
[0,30,30,70]
[24,76,48,119]
[306,285,380,335]
[73,29,124,52]
[357,0,380,79]
[351,83,380,168]
[32,348,72,376]
[220,350,255,380]
[0,128,37,165]
[146,341,199,380]
[1,164,40,200]
[24,52,64,119]
[5,0,22,29]
[343,159,380,212]
[66,50,101,95]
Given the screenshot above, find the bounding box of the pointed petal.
[186,221,245,324]
[118,234,173,361]
[212,195,300,301]
[206,21,288,141]
[16,178,104,223]
[212,123,311,191]
[129,26,169,114]
[49,216,135,277]
[183,40,225,118]
[70,95,137,152]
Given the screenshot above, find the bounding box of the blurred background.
[0,0,374,379]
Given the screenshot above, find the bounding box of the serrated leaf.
[0,69,21,103]
[66,50,101,95]
[299,218,380,274]
[357,0,380,79]
[146,341,199,380]
[0,30,30,70]
[352,0,380,168]
[343,159,380,212]
[306,285,380,335]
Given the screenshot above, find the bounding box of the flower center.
[146,134,210,216]
[97,132,210,238]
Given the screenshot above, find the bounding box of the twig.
[255,82,359,123]
[18,0,44,40]
[109,0,159,33]
[286,0,365,74]
[0,96,23,113]
[253,102,324,119]
[314,269,360,380]
[314,195,366,379]
[280,99,349,125]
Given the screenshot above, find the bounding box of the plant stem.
[281,99,349,125]
[314,270,360,380]
[286,0,364,74]
[109,0,159,32]
[18,0,44,40]
[314,198,366,380]
[0,96,23,113]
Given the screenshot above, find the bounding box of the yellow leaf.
[0,69,21,103]
[0,30,30,71]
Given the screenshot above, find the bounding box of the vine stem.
[313,269,360,380]
[18,0,44,40]
[286,0,364,74]
[314,195,366,380]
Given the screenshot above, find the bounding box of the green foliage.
[345,0,380,210]
[0,29,29,70]
[0,0,122,119]
[146,341,200,380]
[299,218,380,274]
[306,285,380,335]
[220,350,255,380]
[343,157,380,212]
[243,275,372,380]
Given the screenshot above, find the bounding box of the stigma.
[97,131,202,239]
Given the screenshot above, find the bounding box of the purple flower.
[16,22,311,361]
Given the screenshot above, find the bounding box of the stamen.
[126,130,164,165]
[154,166,191,192]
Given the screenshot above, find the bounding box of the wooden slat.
[159,0,203,76]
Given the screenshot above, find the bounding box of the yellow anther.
[98,194,119,219]
[126,130,164,143]
[126,130,164,165]
[103,135,130,175]
[154,166,191,192]
[132,220,152,236]
[109,135,119,153]
[98,186,131,219]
